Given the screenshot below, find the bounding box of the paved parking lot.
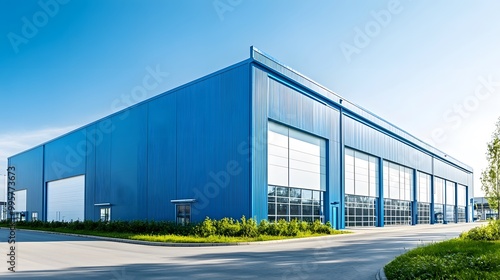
[0,222,482,279]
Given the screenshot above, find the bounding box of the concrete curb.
[376,267,388,280]
[1,227,350,247]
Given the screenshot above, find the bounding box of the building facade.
[7,47,474,228]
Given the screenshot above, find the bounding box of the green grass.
[384,239,500,280]
[129,232,337,243]
[7,223,349,243]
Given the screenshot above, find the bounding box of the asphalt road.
[0,222,482,280]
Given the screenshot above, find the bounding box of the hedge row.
[196,217,337,237]
[1,216,339,237]
[460,220,500,241]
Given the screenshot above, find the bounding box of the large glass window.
[445,180,456,223]
[434,177,445,204]
[345,149,378,197]
[417,172,431,224]
[344,148,378,227]
[345,195,376,227]
[268,186,323,222]
[384,199,411,226]
[383,162,413,225]
[434,204,444,223]
[457,184,467,223]
[268,121,326,191]
[418,172,431,203]
[417,203,430,224]
[457,207,466,223]
[457,184,466,206]
[268,122,326,223]
[383,162,412,201]
[446,180,456,206]
[434,178,446,223]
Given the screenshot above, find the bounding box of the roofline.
[8,58,252,159]
[9,46,473,174]
[249,46,473,173]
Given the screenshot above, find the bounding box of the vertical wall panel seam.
[42,145,46,221]
[340,107,345,229]
[146,103,150,220]
[249,64,254,218]
[84,129,87,220]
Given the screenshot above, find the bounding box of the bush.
[460,220,500,241]
[196,217,216,237]
[8,216,343,238]
[215,217,241,236]
[239,216,258,237]
[286,219,300,236]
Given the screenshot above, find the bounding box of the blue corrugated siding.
[251,67,269,221]
[251,47,472,173]
[109,105,148,220]
[434,158,470,186]
[85,125,97,220]
[8,47,474,226]
[44,130,87,182]
[9,61,251,223]
[147,93,177,221]
[176,63,251,221]
[343,116,433,173]
[7,147,44,220]
[253,66,342,226]
[93,119,112,219]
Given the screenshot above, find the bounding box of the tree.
[481,117,500,216]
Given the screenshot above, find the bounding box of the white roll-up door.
[47,175,85,222]
[14,189,27,212]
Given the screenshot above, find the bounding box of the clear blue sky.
[1,0,500,198]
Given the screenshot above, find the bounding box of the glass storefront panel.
[384,198,411,225]
[345,195,376,227]
[457,206,466,223]
[434,204,444,223]
[268,185,323,222]
[445,205,455,223]
[417,202,430,224]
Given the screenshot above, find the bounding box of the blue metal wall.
[7,146,44,220]
[9,61,252,222]
[8,47,473,227]
[343,116,433,174]
[251,66,342,225]
[250,47,473,227]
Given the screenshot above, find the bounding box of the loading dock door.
[47,175,85,222]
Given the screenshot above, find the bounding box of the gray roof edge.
[249,46,473,173]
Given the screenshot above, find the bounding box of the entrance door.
[331,206,338,229]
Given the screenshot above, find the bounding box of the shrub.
[196,217,216,237]
[239,216,258,237]
[258,219,270,235]
[215,217,241,236]
[460,220,500,241]
[8,216,343,238]
[285,219,300,236]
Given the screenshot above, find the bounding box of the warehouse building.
[8,47,473,228]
